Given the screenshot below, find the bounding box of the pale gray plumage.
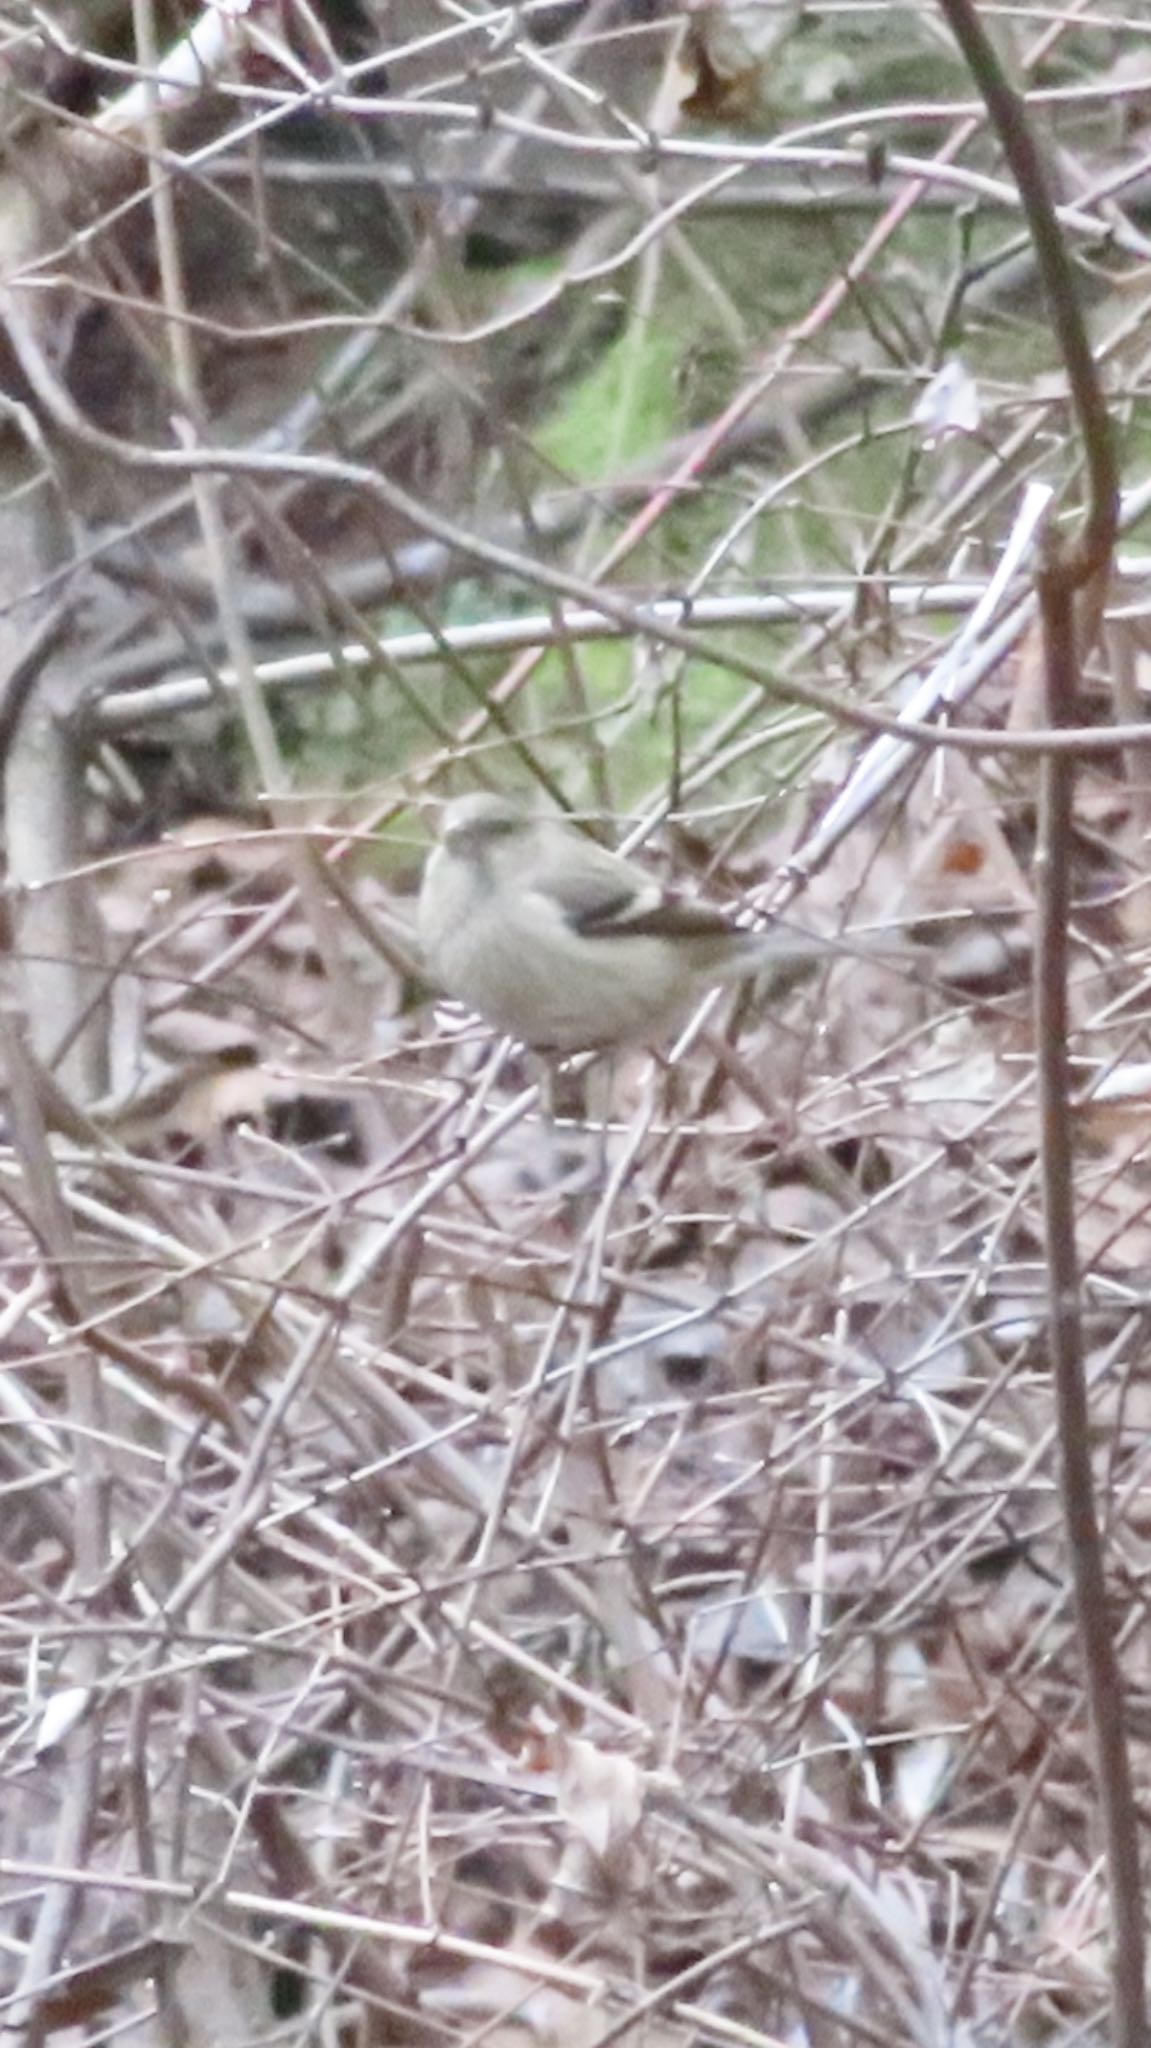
[418,792,869,1053]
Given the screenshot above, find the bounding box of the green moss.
[533,318,684,481]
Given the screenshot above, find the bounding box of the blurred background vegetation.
[2,4,1151,2045]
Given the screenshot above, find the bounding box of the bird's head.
[438,792,535,856]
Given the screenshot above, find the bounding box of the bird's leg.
[583,1052,618,1183]
[530,1051,614,1189]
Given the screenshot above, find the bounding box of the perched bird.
[418,792,879,1054]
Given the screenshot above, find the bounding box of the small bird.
[418,792,879,1054]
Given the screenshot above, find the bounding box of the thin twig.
[936,1,1141,2037]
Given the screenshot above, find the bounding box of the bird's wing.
[530,832,738,942]
[583,892,739,941]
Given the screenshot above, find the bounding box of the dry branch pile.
[0,4,1151,2045]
